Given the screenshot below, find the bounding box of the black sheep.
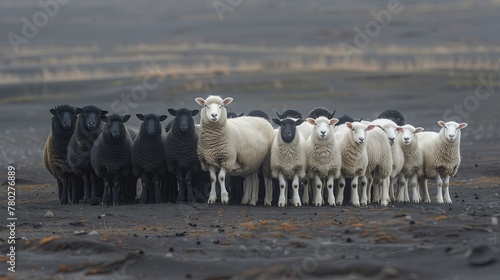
[307,107,335,119]
[132,113,168,204]
[377,109,405,126]
[91,114,135,206]
[164,108,201,203]
[67,105,108,203]
[43,104,79,205]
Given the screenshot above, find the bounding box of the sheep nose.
[148,128,155,135]
[389,137,395,142]
[321,131,326,135]
[89,121,95,126]
[449,134,454,138]
[211,113,217,118]
[404,137,409,141]
[358,137,364,142]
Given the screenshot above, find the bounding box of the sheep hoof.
[315,203,321,207]
[444,198,452,204]
[328,202,336,206]
[293,201,302,207]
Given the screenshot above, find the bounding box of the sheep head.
[346,122,375,145]
[438,121,468,143]
[307,116,338,140]
[136,113,168,136]
[50,104,78,130]
[273,118,304,144]
[195,95,233,123]
[399,124,424,145]
[76,105,108,131]
[101,114,130,139]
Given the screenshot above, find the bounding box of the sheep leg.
[185,169,195,203]
[278,173,287,207]
[336,177,345,205]
[176,168,185,203]
[102,175,111,206]
[140,174,149,204]
[360,175,368,206]
[443,175,452,203]
[313,174,323,206]
[264,177,273,206]
[435,174,444,203]
[350,176,360,207]
[403,177,410,202]
[292,174,301,206]
[208,166,218,204]
[218,167,229,205]
[380,177,391,206]
[249,173,259,206]
[153,172,162,204]
[112,174,120,206]
[82,172,90,203]
[326,175,336,206]
[370,176,379,203]
[61,174,69,205]
[90,172,99,199]
[418,178,431,203]
[302,179,310,205]
[57,179,63,202]
[397,175,406,202]
[410,173,421,203]
[241,179,250,205]
[389,177,397,202]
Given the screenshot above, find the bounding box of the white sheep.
[195,95,275,205]
[418,121,468,204]
[271,117,307,207]
[367,119,404,203]
[334,122,375,206]
[397,124,425,203]
[362,125,393,206]
[304,116,341,206]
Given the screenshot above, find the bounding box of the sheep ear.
[330,110,336,118]
[136,114,144,121]
[159,115,168,122]
[366,124,376,131]
[75,107,83,114]
[275,111,284,119]
[50,109,57,115]
[396,126,403,132]
[100,110,108,115]
[100,115,108,123]
[346,122,353,129]
[195,98,205,106]
[191,109,199,116]
[272,118,281,126]
[458,122,468,129]
[223,97,233,106]
[167,109,177,116]
[414,127,424,133]
[122,115,131,123]
[238,112,244,117]
[306,118,316,125]
[295,119,304,126]
[329,118,339,126]
[437,121,446,128]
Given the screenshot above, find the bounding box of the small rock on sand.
[44,211,54,218]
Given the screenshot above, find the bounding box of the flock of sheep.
[43,95,468,207]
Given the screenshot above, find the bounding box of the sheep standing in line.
[164,108,201,203]
[397,124,425,203]
[91,114,135,206]
[195,95,275,205]
[67,105,108,203]
[271,117,307,207]
[418,121,468,203]
[366,119,404,203]
[132,113,168,204]
[334,122,375,206]
[362,125,393,206]
[43,104,79,205]
[305,116,341,206]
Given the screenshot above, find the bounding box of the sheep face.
[195,96,233,123]
[346,122,375,145]
[76,105,108,131]
[273,118,304,143]
[399,124,424,145]
[168,108,199,132]
[137,113,168,136]
[307,117,339,140]
[438,121,468,143]
[102,114,131,139]
[50,104,77,130]
[381,123,401,145]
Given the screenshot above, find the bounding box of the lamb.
[366,119,404,203]
[195,95,275,205]
[164,108,201,203]
[43,104,79,205]
[418,121,468,204]
[67,105,108,203]
[377,109,405,126]
[304,116,341,206]
[334,122,375,206]
[91,114,135,206]
[397,124,425,203]
[271,117,307,207]
[132,113,168,204]
[361,124,393,206]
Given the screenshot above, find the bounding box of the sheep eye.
[219,105,223,108]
